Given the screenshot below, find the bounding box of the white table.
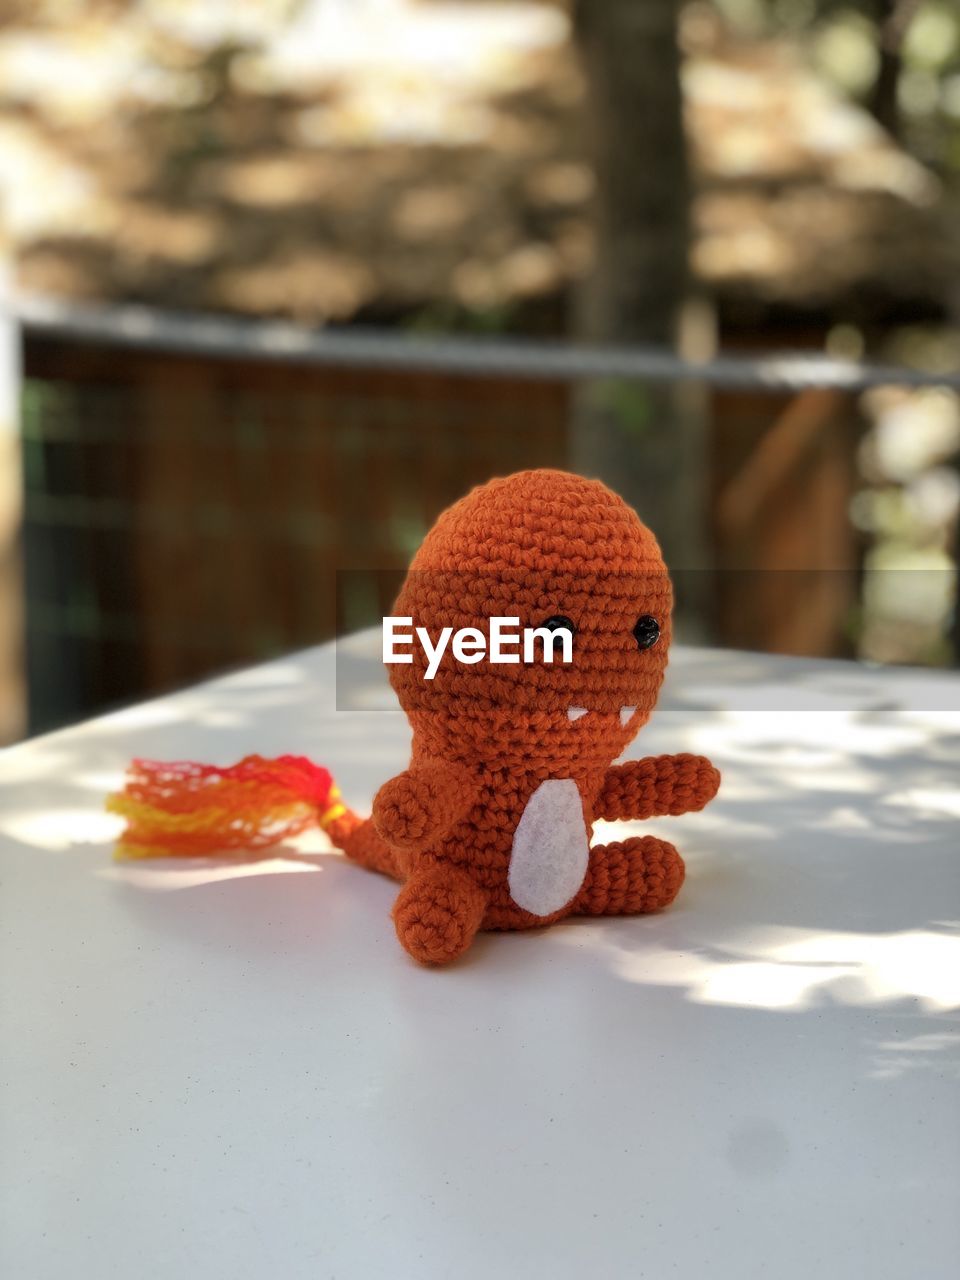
[2,638,958,1280]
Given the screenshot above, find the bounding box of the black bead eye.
[539,615,577,637]
[633,615,660,651]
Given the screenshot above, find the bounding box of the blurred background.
[0,0,958,741]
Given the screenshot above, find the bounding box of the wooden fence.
[21,329,862,732]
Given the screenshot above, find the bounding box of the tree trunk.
[868,0,923,140]
[572,0,689,345]
[571,0,710,630]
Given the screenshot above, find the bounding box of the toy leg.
[575,836,685,916]
[392,865,488,966]
[340,817,404,880]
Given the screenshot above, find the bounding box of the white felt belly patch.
[508,779,590,917]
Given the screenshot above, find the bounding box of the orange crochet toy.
[109,469,721,965]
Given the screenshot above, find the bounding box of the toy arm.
[596,755,720,821]
[372,759,477,853]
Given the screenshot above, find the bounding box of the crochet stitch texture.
[324,468,721,964]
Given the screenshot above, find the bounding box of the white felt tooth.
[619,705,637,726]
[567,706,589,722]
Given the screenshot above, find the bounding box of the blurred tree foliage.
[713,0,960,169]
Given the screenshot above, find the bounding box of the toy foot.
[575,836,685,916]
[392,866,488,966]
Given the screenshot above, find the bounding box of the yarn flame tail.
[107,755,358,860]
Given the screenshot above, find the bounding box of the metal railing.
[6,290,959,734]
[12,292,960,393]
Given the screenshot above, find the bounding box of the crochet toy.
[109,469,720,965]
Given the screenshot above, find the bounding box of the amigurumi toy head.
[389,469,673,762]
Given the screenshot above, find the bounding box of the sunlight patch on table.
[572,925,960,1012]
[886,788,960,819]
[696,711,946,762]
[1,807,120,851]
[868,1030,960,1081]
[98,857,320,891]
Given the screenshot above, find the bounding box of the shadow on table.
[3,644,959,1035]
[88,691,960,1016]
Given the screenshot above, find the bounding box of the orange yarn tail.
[106,755,359,860]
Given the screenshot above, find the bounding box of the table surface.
[2,638,958,1280]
